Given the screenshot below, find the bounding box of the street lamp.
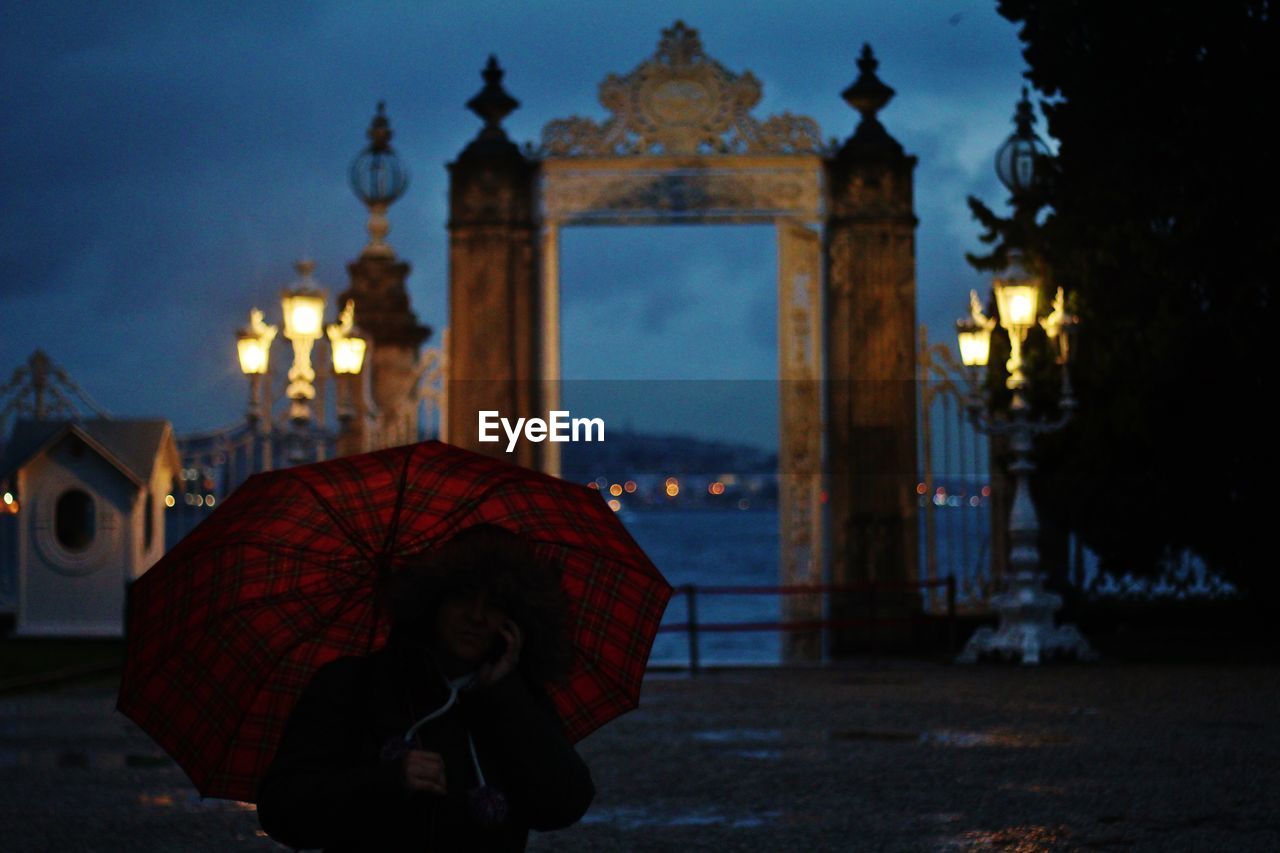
[236,260,368,466]
[281,260,327,425]
[955,257,1094,664]
[236,309,276,427]
[954,91,1094,665]
[992,256,1039,391]
[325,298,368,428]
[956,290,995,372]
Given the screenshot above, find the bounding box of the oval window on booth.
[55,489,96,552]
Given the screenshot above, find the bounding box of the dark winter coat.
[255,641,594,852]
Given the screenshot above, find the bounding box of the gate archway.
[447,23,919,660]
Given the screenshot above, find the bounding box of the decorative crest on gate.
[541,21,822,157]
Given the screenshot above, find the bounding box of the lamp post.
[280,260,328,427]
[236,309,276,429]
[954,257,1094,665]
[955,90,1094,664]
[236,260,368,467]
[326,298,368,432]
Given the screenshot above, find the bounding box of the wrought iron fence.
[916,326,993,611]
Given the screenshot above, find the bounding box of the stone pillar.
[334,373,368,458]
[824,46,921,655]
[338,254,430,450]
[446,57,544,471]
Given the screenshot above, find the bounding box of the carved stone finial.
[350,102,410,256]
[467,55,520,137]
[1013,87,1035,137]
[995,88,1049,198]
[837,43,903,156]
[367,100,392,152]
[842,44,895,119]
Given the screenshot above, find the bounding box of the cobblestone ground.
[1,663,1277,852]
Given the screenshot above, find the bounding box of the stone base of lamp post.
[958,572,1096,665]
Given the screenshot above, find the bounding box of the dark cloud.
[2,0,1027,444]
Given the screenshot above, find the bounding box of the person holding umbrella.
[119,442,671,848]
[255,524,595,852]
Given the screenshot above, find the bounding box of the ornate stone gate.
[447,23,919,660]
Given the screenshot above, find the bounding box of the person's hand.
[401,749,447,796]
[471,619,522,690]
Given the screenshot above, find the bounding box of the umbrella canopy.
[117,440,672,802]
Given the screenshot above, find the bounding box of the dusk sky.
[1,1,1028,448]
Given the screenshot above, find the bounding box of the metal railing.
[658,576,958,671]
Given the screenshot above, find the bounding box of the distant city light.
[609,483,623,497]
[916,482,927,495]
[969,496,980,507]
[738,498,750,510]
[587,481,600,490]
[164,494,176,508]
[981,485,991,497]
[205,494,216,507]
[184,493,195,506]
[708,482,725,495]
[607,499,622,512]
[665,482,679,497]
[623,480,637,493]
[195,495,204,507]
[2,492,11,505]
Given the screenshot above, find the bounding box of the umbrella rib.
[208,569,380,800]
[205,537,370,573]
[379,448,415,555]
[420,467,528,534]
[289,473,379,566]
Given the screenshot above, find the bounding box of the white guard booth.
[0,419,180,637]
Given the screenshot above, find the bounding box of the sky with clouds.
[1,0,1030,447]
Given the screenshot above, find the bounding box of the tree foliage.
[976,1,1278,596]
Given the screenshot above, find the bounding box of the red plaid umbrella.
[117,440,672,802]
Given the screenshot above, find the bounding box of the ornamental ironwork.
[540,21,822,157]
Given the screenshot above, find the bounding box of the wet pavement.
[1,662,1278,851]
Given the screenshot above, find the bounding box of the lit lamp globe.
[326,298,367,375]
[992,253,1041,391]
[330,334,367,375]
[281,261,327,342]
[237,329,270,375]
[956,317,992,369]
[236,309,276,375]
[992,255,1040,336]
